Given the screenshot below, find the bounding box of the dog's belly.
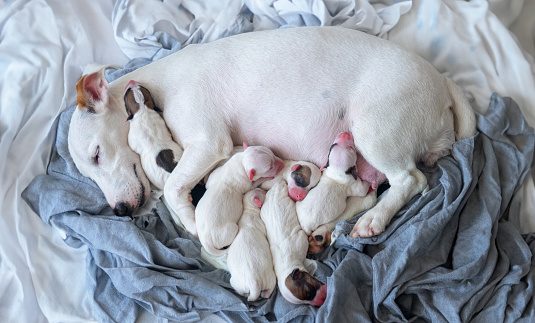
[141,26,448,180]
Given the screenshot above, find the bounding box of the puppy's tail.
[446,77,477,140]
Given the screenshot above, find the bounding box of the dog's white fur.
[70,26,476,236]
[196,145,283,255]
[125,81,183,191]
[226,188,276,301]
[297,132,370,235]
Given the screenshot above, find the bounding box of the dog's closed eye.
[93,146,100,165]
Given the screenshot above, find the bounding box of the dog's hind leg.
[164,140,233,236]
[350,166,427,238]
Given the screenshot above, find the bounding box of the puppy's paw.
[307,233,331,254]
[308,225,333,254]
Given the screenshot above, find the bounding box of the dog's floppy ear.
[76,67,109,113]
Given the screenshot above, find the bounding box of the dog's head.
[280,268,327,306]
[286,162,321,201]
[68,67,151,217]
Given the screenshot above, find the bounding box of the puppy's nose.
[114,202,133,217]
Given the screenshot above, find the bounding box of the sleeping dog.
[261,180,327,306]
[69,26,476,237]
[227,188,276,301]
[123,80,183,191]
[196,143,284,254]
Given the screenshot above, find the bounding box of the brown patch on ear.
[139,86,156,110]
[291,165,312,188]
[284,269,324,301]
[76,75,89,109]
[124,88,140,117]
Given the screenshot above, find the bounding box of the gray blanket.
[23,59,535,321]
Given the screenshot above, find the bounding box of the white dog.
[69,26,476,236]
[196,144,284,254]
[227,188,276,301]
[123,80,183,191]
[261,180,327,306]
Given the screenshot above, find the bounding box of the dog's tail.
[446,77,477,140]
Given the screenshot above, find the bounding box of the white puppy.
[260,180,327,306]
[227,188,276,301]
[196,144,284,255]
[123,80,183,191]
[260,160,321,201]
[297,132,374,253]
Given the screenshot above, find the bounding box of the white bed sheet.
[1,0,534,322]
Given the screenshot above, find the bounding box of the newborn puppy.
[227,189,276,301]
[196,143,284,256]
[260,160,321,201]
[260,180,327,306]
[124,80,183,190]
[296,132,372,252]
[307,194,377,254]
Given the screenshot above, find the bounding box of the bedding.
[2,0,535,322]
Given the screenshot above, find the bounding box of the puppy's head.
[244,188,266,209]
[322,132,358,177]
[69,68,150,217]
[242,144,284,182]
[286,162,321,201]
[281,268,327,306]
[123,80,159,121]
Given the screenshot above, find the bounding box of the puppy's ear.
[253,197,263,208]
[248,169,256,181]
[346,166,358,180]
[76,67,109,113]
[291,268,303,281]
[243,141,249,150]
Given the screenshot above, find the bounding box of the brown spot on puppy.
[291,165,311,188]
[124,85,158,120]
[156,149,178,173]
[346,165,358,180]
[284,268,324,302]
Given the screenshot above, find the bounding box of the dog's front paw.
[351,214,384,238]
[169,203,197,237]
[307,233,330,254]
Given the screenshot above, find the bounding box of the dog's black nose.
[114,202,133,217]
